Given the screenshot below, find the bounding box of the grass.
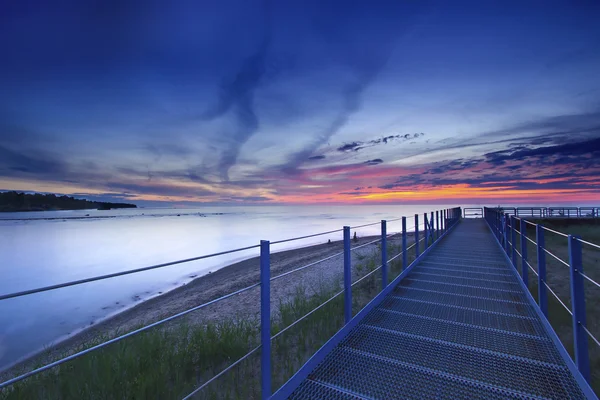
[512,218,600,394]
[0,234,424,400]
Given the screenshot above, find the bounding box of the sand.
[1,233,410,380]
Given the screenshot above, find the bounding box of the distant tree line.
[0,191,137,212]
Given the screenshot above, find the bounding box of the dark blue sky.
[1,1,600,204]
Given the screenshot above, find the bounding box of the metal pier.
[279,219,596,399]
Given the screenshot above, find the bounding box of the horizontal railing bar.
[543,248,570,268]
[524,235,536,246]
[270,251,344,282]
[181,345,261,400]
[580,272,600,290]
[582,325,600,349]
[0,244,262,301]
[350,238,382,251]
[523,219,538,227]
[351,265,382,287]
[0,281,260,389]
[541,226,569,238]
[543,281,572,316]
[577,238,600,250]
[387,251,403,264]
[270,289,344,341]
[526,260,539,277]
[349,221,381,229]
[271,228,344,245]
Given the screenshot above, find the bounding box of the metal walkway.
[283,219,594,399]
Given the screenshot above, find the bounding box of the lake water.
[0,204,465,370]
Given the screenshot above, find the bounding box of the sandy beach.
[2,233,410,381]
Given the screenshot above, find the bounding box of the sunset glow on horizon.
[1,2,599,206]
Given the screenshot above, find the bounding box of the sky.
[1,1,600,206]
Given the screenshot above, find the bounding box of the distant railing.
[0,207,462,399]
[463,207,483,218]
[499,206,599,218]
[484,207,600,384]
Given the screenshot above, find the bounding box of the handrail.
[484,205,599,386]
[271,228,344,244]
[581,272,600,290]
[542,226,569,238]
[270,251,344,282]
[0,244,262,301]
[1,206,462,396]
[181,345,262,400]
[0,280,261,389]
[543,248,570,268]
[270,289,345,341]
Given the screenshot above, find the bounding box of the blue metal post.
[511,216,517,267]
[435,211,439,241]
[415,214,419,257]
[402,217,407,270]
[343,226,352,324]
[503,214,508,253]
[521,221,528,287]
[381,220,387,289]
[423,213,428,247]
[430,211,434,243]
[536,225,548,317]
[260,240,271,399]
[445,209,448,231]
[569,235,590,381]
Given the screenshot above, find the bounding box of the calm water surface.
[0,204,467,369]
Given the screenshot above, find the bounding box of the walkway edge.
[484,218,598,400]
[271,221,461,400]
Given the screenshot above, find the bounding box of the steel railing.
[484,207,600,384]
[497,206,599,218]
[0,207,462,400]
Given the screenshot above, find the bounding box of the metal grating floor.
[287,219,590,399]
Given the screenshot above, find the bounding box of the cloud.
[336,133,425,153]
[364,159,383,165]
[337,142,362,152]
[201,0,274,181]
[484,137,600,166]
[0,145,67,177]
[308,155,326,160]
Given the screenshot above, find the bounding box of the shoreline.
[1,232,411,381]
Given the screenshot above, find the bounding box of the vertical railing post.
[424,213,429,248]
[435,211,439,241]
[443,209,447,232]
[402,217,407,270]
[510,216,517,267]
[381,220,387,289]
[415,214,420,257]
[430,211,434,242]
[521,220,528,287]
[343,226,352,324]
[569,235,590,381]
[504,213,509,254]
[260,240,271,400]
[536,225,548,317]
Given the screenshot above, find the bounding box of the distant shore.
[1,232,411,381]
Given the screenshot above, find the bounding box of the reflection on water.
[0,204,461,369]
